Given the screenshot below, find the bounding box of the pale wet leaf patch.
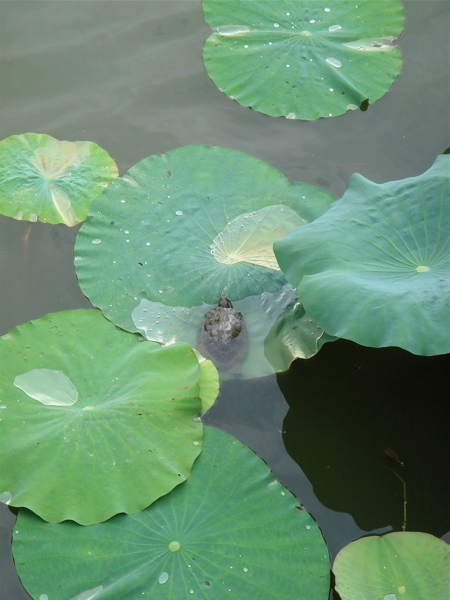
[210,205,305,270]
[0,491,13,505]
[69,585,104,600]
[14,368,79,407]
[33,138,91,180]
[343,36,397,52]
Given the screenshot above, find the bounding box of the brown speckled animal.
[198,296,247,373]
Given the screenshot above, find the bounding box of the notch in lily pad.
[0,133,118,225]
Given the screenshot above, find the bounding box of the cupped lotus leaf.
[333,532,450,600]
[75,145,336,334]
[203,0,404,120]
[0,309,209,525]
[0,133,118,226]
[13,426,330,600]
[131,284,331,379]
[274,156,450,355]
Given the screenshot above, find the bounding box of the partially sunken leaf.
[13,427,330,600]
[131,284,330,379]
[75,145,335,335]
[0,310,206,525]
[0,133,118,225]
[274,156,450,355]
[203,0,404,119]
[333,532,449,600]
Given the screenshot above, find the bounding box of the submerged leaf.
[13,427,330,600]
[203,0,404,119]
[132,284,330,379]
[0,133,118,225]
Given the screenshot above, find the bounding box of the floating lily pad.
[132,284,333,379]
[333,532,450,600]
[274,156,450,355]
[0,309,215,525]
[0,133,118,225]
[75,145,336,337]
[13,426,330,600]
[203,0,404,119]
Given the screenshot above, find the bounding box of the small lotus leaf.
[0,309,211,525]
[274,156,450,355]
[333,531,449,600]
[13,426,330,600]
[0,133,118,225]
[203,0,404,119]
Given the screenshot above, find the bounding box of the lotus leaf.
[274,155,450,355]
[0,133,118,226]
[74,144,336,336]
[13,426,330,600]
[203,0,404,119]
[0,309,216,525]
[333,531,449,600]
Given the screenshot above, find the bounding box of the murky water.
[1,2,449,598]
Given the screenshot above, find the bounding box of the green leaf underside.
[0,133,118,225]
[75,145,336,335]
[13,427,330,600]
[333,532,450,600]
[0,310,204,525]
[274,155,450,355]
[203,0,404,119]
[132,284,331,379]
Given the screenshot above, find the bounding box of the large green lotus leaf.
[0,133,118,226]
[274,156,450,355]
[131,284,332,379]
[75,145,336,334]
[203,0,404,120]
[0,309,206,525]
[12,426,330,600]
[333,532,450,600]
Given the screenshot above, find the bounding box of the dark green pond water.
[1,2,449,598]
